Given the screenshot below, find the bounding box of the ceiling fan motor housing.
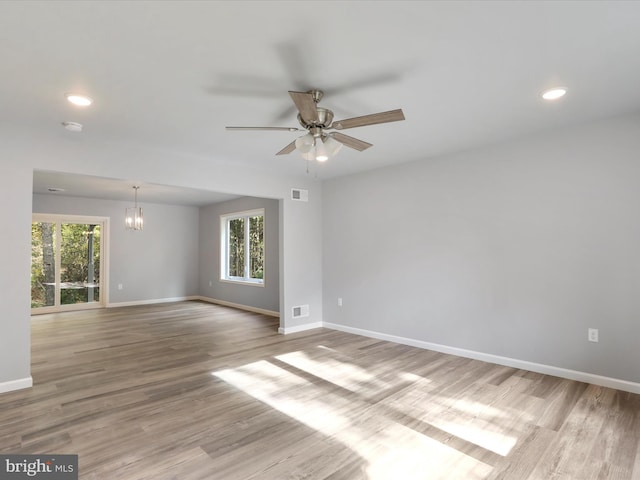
[298,107,334,129]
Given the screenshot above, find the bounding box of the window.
[221,209,264,285]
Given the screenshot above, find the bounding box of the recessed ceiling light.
[61,121,83,132]
[542,87,567,101]
[65,93,93,106]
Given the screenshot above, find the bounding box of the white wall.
[323,112,640,385]
[32,193,200,304]
[0,127,322,389]
[0,160,32,390]
[199,196,280,313]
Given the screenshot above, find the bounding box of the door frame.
[31,213,110,314]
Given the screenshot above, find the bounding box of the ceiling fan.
[226,89,405,162]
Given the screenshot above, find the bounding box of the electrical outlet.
[588,328,599,343]
[209,280,212,287]
[338,297,343,307]
[118,283,123,290]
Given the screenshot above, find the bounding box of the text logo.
[0,455,77,480]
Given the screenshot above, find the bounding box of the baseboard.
[323,322,640,395]
[197,296,279,318]
[107,296,279,318]
[278,322,323,335]
[107,296,198,308]
[0,376,33,394]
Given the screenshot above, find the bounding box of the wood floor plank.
[632,431,640,480]
[527,384,618,479]
[0,301,638,479]
[580,391,640,479]
[486,424,557,480]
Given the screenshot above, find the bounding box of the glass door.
[60,223,101,306]
[31,215,107,313]
[31,221,57,308]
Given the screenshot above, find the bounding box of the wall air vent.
[291,188,309,202]
[292,304,310,318]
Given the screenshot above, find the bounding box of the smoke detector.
[62,121,83,132]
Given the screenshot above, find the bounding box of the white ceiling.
[4,1,640,202]
[33,171,240,207]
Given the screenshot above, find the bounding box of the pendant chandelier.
[125,186,143,230]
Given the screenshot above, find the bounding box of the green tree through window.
[222,210,264,284]
[228,217,245,277]
[249,215,264,280]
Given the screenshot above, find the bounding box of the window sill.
[220,278,265,288]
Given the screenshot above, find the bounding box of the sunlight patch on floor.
[428,398,516,456]
[434,419,517,457]
[213,359,495,479]
[213,360,352,436]
[275,349,393,396]
[399,372,428,383]
[384,386,517,457]
[364,422,492,480]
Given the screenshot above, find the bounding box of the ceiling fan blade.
[276,140,297,155]
[330,132,373,151]
[332,109,405,130]
[226,126,301,131]
[289,91,319,124]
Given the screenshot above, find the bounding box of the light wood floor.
[1,301,639,479]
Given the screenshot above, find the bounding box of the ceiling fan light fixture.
[295,133,342,162]
[315,139,328,162]
[300,149,316,162]
[295,133,315,153]
[323,135,343,157]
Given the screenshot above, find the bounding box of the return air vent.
[292,304,309,318]
[291,188,308,202]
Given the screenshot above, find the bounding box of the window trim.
[220,208,265,287]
